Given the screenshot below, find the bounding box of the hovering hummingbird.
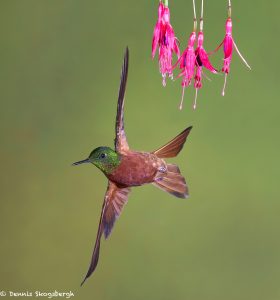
[73,48,192,285]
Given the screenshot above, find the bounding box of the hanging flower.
[152,1,180,86]
[195,31,217,74]
[193,31,218,109]
[152,2,165,58]
[175,31,196,110]
[214,2,251,96]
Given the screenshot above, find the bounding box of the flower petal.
[198,48,218,73]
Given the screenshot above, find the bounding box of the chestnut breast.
[108,151,164,187]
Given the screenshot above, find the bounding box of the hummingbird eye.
[100,153,107,159]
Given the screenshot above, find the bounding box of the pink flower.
[152,1,180,86]
[215,17,251,96]
[221,18,233,75]
[195,31,217,74]
[193,31,217,109]
[175,31,196,110]
[152,2,164,58]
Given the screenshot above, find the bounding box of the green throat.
[88,146,121,175]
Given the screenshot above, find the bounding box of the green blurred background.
[0,0,279,299]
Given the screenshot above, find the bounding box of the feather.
[115,47,130,153]
[153,163,189,199]
[153,126,192,158]
[81,181,130,285]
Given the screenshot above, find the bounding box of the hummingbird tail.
[152,164,189,199]
[152,126,192,158]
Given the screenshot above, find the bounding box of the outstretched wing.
[114,47,129,154]
[81,181,130,286]
[152,127,192,158]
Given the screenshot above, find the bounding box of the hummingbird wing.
[152,127,192,158]
[114,47,130,154]
[81,181,130,285]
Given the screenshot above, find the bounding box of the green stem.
[163,0,168,7]
[192,0,197,31]
[200,0,204,31]
[228,0,232,17]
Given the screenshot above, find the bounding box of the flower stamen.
[193,88,198,110]
[222,73,228,96]
[179,86,186,110]
[233,40,251,70]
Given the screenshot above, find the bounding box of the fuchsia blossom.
[152,1,180,86]
[175,0,218,110]
[221,18,233,75]
[176,31,196,110]
[152,2,164,58]
[178,32,196,87]
[193,31,217,109]
[215,16,251,96]
[195,31,217,75]
[152,0,251,109]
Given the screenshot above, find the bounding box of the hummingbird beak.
[72,158,90,166]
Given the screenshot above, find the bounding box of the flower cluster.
[152,0,251,110]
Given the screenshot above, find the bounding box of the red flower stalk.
[215,2,251,96]
[176,31,196,110]
[152,1,180,86]
[193,31,218,109]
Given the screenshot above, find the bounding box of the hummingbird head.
[72,146,121,175]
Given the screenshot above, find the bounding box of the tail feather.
[153,164,189,199]
[166,163,180,173]
[152,126,192,158]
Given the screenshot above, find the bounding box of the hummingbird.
[73,48,192,285]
